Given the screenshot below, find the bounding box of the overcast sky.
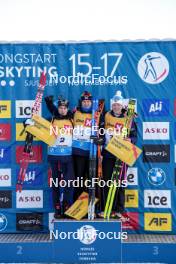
[0,0,176,41]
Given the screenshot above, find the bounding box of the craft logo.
[144,213,171,231]
[142,99,169,117]
[144,190,171,208]
[147,168,166,185]
[137,52,169,84]
[125,190,138,208]
[126,167,138,186]
[0,213,8,231]
[16,146,42,163]
[0,169,11,187]
[0,147,11,163]
[122,212,139,230]
[16,100,42,118]
[0,101,11,118]
[16,213,43,231]
[0,190,12,208]
[143,122,169,140]
[0,124,11,141]
[143,145,170,163]
[78,225,97,245]
[16,190,43,208]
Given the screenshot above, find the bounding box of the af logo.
[145,213,171,231]
[138,52,169,84]
[147,168,166,185]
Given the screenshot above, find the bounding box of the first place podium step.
[0,220,176,263]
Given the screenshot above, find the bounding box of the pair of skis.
[88,99,104,220]
[16,72,47,192]
[104,99,136,220]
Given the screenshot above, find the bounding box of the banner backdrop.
[0,41,175,234]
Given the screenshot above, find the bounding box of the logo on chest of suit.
[84,118,91,127]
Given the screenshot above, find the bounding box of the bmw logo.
[0,213,8,231]
[148,168,166,185]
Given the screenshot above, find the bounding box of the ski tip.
[40,72,47,85]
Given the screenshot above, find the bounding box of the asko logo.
[137,52,169,84]
[0,124,11,141]
[143,122,169,140]
[16,100,42,118]
[142,99,169,117]
[143,144,170,163]
[0,169,11,187]
[144,190,171,208]
[16,190,43,208]
[144,213,171,231]
[126,167,138,186]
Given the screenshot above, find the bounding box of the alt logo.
[138,52,169,84]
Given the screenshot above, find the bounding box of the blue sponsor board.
[142,99,169,117]
[16,167,43,187]
[0,147,11,164]
[52,221,122,263]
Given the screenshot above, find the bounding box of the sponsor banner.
[143,122,169,140]
[147,168,166,186]
[16,213,43,231]
[0,213,8,232]
[0,190,12,208]
[127,167,138,186]
[16,123,38,141]
[125,190,138,208]
[0,124,11,141]
[137,52,169,84]
[144,190,171,208]
[16,190,43,208]
[122,212,139,230]
[53,221,122,263]
[144,213,172,231]
[15,100,41,118]
[0,101,11,118]
[142,99,169,117]
[0,168,11,187]
[16,167,43,186]
[16,145,42,163]
[143,144,170,163]
[0,147,11,163]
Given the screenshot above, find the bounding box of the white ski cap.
[110,91,123,109]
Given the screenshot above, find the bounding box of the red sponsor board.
[16,146,42,163]
[122,212,139,230]
[0,124,11,141]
